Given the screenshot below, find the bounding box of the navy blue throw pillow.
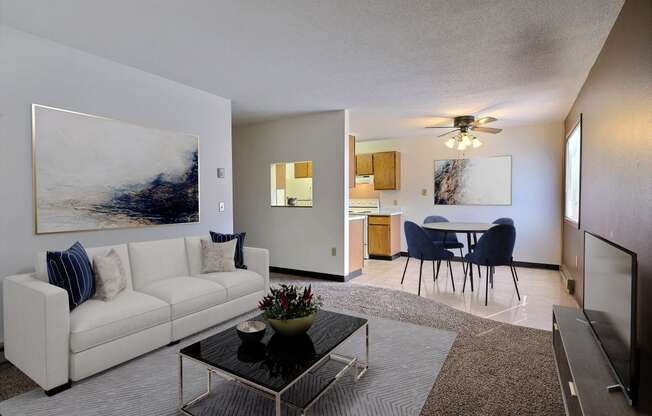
[46,242,94,310]
[210,232,247,269]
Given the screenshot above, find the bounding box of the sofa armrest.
[243,247,269,293]
[3,273,70,390]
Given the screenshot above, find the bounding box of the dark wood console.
[552,306,638,416]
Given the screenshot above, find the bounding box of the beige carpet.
[0,276,564,415]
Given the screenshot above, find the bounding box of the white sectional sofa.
[2,236,269,395]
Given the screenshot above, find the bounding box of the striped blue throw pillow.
[46,242,95,310]
[210,232,247,269]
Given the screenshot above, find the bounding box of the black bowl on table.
[236,320,267,344]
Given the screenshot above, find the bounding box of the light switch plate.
[217,168,225,178]
[421,189,427,196]
[331,247,336,256]
[219,202,225,212]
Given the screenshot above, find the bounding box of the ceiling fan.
[425,115,502,150]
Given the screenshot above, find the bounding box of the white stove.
[349,198,380,215]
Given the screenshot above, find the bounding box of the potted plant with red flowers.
[258,284,322,336]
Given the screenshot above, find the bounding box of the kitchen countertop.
[370,210,403,216]
[348,215,366,221]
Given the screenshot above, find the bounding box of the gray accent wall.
[0,26,234,341]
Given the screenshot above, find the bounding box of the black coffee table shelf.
[178,310,369,416]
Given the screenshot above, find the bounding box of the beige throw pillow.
[201,239,237,273]
[92,249,127,301]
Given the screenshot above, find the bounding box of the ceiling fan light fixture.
[457,141,467,151]
[472,138,483,148]
[445,138,456,148]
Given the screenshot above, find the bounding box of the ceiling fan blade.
[473,116,497,126]
[437,129,460,137]
[425,125,456,128]
[472,126,502,134]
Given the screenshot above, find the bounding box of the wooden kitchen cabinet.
[372,151,400,190]
[348,217,364,275]
[356,153,374,176]
[367,214,401,259]
[294,161,312,178]
[349,135,356,188]
[275,164,286,189]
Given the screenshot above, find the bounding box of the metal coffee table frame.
[178,323,369,416]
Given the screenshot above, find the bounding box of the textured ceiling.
[1,0,623,139]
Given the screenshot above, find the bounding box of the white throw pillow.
[92,249,127,301]
[201,239,237,273]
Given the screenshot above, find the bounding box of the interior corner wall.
[233,111,348,276]
[355,121,563,265]
[561,0,652,411]
[0,26,234,341]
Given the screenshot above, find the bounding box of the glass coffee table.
[178,310,369,415]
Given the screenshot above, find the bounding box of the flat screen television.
[583,231,638,405]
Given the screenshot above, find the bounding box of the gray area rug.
[0,309,455,416]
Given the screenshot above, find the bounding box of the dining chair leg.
[466,233,475,284]
[472,233,481,279]
[490,266,494,289]
[462,261,468,292]
[418,259,424,296]
[511,260,519,282]
[510,263,521,301]
[447,260,455,292]
[469,262,474,292]
[436,260,441,280]
[459,248,466,273]
[432,261,436,282]
[401,256,410,284]
[485,266,489,306]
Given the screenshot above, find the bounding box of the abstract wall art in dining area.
[32,104,199,234]
[434,156,511,205]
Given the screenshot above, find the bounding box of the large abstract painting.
[33,105,199,234]
[434,156,511,205]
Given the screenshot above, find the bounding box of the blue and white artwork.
[33,105,199,234]
[434,156,511,205]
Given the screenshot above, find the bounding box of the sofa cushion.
[140,277,227,320]
[36,244,134,290]
[197,270,264,301]
[92,249,128,301]
[128,238,190,290]
[46,242,95,311]
[210,232,247,269]
[69,290,169,353]
[201,239,237,273]
[185,236,209,276]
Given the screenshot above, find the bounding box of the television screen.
[583,232,638,404]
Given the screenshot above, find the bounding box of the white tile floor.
[351,258,578,331]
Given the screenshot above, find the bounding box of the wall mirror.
[270,161,313,207]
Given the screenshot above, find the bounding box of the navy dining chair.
[423,215,466,276]
[403,221,455,296]
[463,224,520,306]
[493,217,514,226]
